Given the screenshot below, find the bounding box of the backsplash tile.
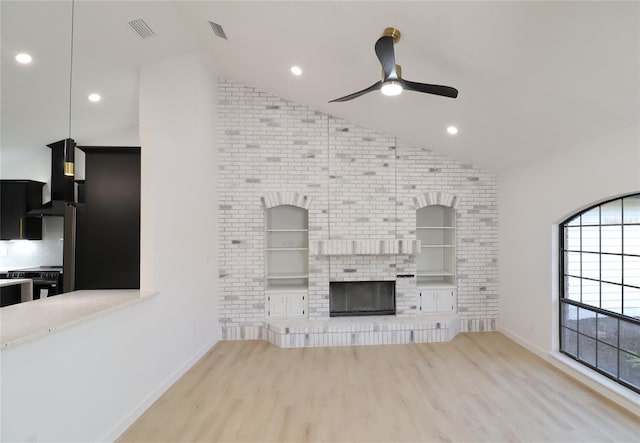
[0,217,64,269]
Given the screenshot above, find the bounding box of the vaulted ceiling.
[2,1,638,174]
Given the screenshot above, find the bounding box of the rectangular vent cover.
[128,19,155,39]
[209,21,228,40]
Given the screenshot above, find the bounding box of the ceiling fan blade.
[399,78,458,98]
[329,81,382,103]
[375,36,397,80]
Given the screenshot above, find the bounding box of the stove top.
[7,266,63,279]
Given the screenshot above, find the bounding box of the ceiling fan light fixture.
[381,80,402,96]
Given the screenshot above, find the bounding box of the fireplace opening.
[330,281,395,317]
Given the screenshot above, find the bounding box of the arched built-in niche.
[262,192,310,319]
[414,192,458,313]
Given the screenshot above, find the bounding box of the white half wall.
[499,124,640,353]
[0,52,219,442]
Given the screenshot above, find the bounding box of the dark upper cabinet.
[0,180,44,240]
[75,146,140,290]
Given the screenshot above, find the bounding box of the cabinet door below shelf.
[420,289,456,314]
[266,291,308,319]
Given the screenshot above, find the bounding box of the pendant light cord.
[68,0,75,138]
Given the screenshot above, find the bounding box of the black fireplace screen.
[330,281,396,317]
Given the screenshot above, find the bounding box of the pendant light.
[64,0,76,177]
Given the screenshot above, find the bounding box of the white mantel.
[310,239,421,256]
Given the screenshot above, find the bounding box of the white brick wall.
[218,78,499,340]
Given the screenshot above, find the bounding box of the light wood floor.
[118,332,640,442]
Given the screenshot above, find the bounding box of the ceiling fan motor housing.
[382,64,402,80]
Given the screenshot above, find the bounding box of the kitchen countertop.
[0,289,157,349]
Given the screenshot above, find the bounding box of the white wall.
[499,124,640,353]
[0,52,219,442]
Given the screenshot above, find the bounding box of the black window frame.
[559,193,640,394]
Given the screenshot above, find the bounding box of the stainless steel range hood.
[27,139,75,217]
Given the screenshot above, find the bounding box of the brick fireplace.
[217,78,499,347]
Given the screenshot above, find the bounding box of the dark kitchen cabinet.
[75,146,140,289]
[0,180,44,240]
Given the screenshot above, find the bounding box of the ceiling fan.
[329,27,458,103]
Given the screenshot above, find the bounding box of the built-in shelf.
[416,205,456,289]
[417,271,456,277]
[265,283,309,291]
[265,205,309,318]
[267,274,309,279]
[416,226,455,230]
[417,281,457,289]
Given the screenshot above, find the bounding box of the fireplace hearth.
[330,281,395,317]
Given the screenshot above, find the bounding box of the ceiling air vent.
[128,19,155,39]
[209,21,228,40]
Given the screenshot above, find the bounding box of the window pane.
[565,226,581,251]
[601,254,622,284]
[564,251,581,277]
[601,283,622,313]
[582,253,600,280]
[566,215,580,226]
[624,256,640,287]
[597,313,619,347]
[619,351,640,391]
[597,342,618,376]
[623,196,640,224]
[620,320,640,356]
[601,226,622,254]
[624,225,640,256]
[624,286,640,319]
[578,308,597,338]
[601,200,622,225]
[565,276,581,301]
[582,207,600,225]
[581,278,599,307]
[562,303,578,329]
[578,334,597,366]
[562,327,578,357]
[582,226,599,252]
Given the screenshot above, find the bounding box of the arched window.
[560,193,640,393]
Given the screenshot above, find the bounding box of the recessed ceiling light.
[88,93,101,103]
[15,53,32,64]
[447,126,458,135]
[290,66,302,76]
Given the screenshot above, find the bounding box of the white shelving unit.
[416,205,457,314]
[265,205,308,318]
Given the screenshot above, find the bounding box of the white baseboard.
[100,335,220,442]
[498,326,640,418]
[497,326,550,358]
